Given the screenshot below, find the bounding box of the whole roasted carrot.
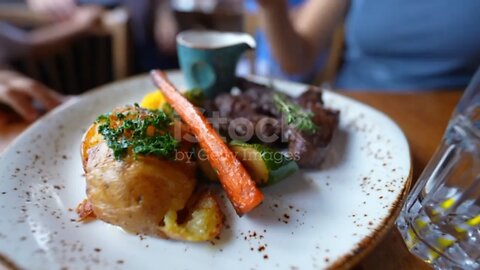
[150,70,264,215]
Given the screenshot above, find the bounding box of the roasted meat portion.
[287,88,339,167]
[207,78,339,168]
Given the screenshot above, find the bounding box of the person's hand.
[0,70,64,122]
[71,5,104,31]
[27,0,77,21]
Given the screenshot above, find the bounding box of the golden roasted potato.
[161,190,224,241]
[80,105,224,241]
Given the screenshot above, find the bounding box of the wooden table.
[346,91,462,270]
[0,89,463,269]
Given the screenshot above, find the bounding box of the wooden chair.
[242,12,258,75]
[312,24,344,86]
[0,3,130,95]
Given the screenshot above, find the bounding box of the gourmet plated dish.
[78,70,339,242]
[0,69,413,270]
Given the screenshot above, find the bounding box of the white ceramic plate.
[0,72,411,270]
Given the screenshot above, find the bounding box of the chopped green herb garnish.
[184,88,205,107]
[162,103,175,117]
[96,106,178,160]
[273,93,319,134]
[96,114,110,123]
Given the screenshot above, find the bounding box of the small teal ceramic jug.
[176,30,256,98]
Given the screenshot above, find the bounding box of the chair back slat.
[61,50,78,94]
[43,58,63,92]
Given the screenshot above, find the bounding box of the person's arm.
[0,6,102,63]
[27,0,77,20]
[0,70,63,121]
[257,0,348,74]
[27,6,103,57]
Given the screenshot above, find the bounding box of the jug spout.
[218,32,256,63]
[234,32,256,51]
[177,30,256,51]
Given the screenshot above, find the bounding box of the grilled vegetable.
[229,140,299,186]
[151,70,264,215]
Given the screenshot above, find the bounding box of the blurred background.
[0,0,338,96]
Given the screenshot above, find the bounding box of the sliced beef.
[205,78,339,168]
[287,87,340,167]
[212,84,283,144]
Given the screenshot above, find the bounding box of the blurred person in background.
[257,0,480,90]
[27,0,180,72]
[244,0,325,83]
[0,6,102,121]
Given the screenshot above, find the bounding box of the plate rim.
[0,72,413,270]
[243,73,414,270]
[327,167,412,269]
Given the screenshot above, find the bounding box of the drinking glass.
[396,69,480,270]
